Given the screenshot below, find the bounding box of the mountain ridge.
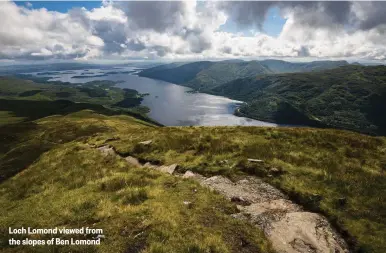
[209,65,386,135]
[138,59,350,90]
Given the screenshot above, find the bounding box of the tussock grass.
[102,125,385,253]
[0,114,273,253]
[1,111,385,252]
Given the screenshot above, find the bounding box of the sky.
[1,1,386,63]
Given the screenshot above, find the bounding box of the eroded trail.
[96,145,349,253]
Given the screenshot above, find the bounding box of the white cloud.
[0,0,385,61]
[0,1,104,60]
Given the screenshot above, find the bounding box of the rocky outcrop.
[97,145,115,156]
[96,145,349,253]
[192,174,349,253]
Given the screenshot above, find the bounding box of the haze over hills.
[138,59,350,90]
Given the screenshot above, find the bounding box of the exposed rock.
[154,164,178,174]
[97,145,115,156]
[247,158,264,163]
[93,147,349,253]
[199,176,349,253]
[143,162,157,169]
[138,140,152,145]
[269,167,283,176]
[239,199,302,217]
[181,171,206,182]
[269,212,348,253]
[201,176,286,204]
[230,196,251,206]
[182,170,196,178]
[125,156,142,167]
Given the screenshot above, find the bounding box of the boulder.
[182,170,196,178]
[125,156,142,167]
[154,164,178,174]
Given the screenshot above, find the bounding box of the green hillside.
[186,61,272,90]
[210,65,386,135]
[0,77,153,126]
[139,61,214,85]
[138,59,349,90]
[0,110,385,253]
[260,59,349,73]
[0,73,385,253]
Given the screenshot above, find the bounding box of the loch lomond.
[33,67,277,127]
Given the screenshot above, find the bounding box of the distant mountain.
[209,65,386,135]
[185,61,273,90]
[259,59,349,73]
[139,61,214,84]
[138,59,349,90]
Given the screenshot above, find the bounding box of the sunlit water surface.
[31,67,277,127]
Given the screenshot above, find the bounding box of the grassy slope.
[1,111,385,252]
[0,111,272,253]
[210,65,386,135]
[100,124,386,253]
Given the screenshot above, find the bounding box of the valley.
[139,61,386,135]
[1,1,386,253]
[0,60,385,253]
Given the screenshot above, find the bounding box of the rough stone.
[97,145,115,156]
[199,175,349,253]
[182,170,196,178]
[125,156,142,167]
[240,199,302,217]
[230,196,251,206]
[201,176,286,204]
[268,212,348,253]
[93,146,349,253]
[138,140,152,145]
[154,164,178,174]
[143,162,157,169]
